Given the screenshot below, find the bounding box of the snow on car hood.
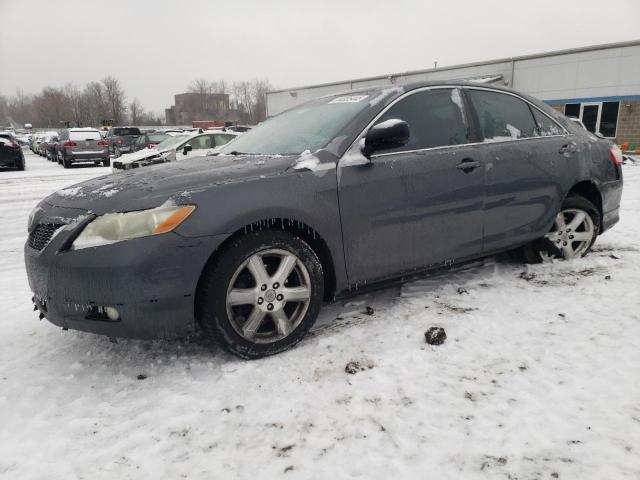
[116,147,168,165]
[45,153,309,215]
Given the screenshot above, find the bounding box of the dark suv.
[106,127,142,157]
[25,81,623,359]
[57,128,110,167]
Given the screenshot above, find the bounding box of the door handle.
[456,159,481,173]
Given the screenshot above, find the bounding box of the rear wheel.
[197,230,324,359]
[521,195,600,263]
[62,156,71,169]
[102,158,110,167]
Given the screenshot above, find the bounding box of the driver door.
[337,87,486,284]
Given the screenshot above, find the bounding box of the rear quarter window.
[530,108,564,136]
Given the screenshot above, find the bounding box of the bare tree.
[187,78,219,119]
[102,76,127,124]
[64,83,82,126]
[34,87,71,127]
[0,94,8,125]
[129,98,143,125]
[82,81,109,126]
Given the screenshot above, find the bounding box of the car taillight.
[63,141,77,147]
[97,140,108,146]
[116,137,123,144]
[148,143,156,149]
[609,145,623,165]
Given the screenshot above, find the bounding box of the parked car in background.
[40,133,59,160]
[112,131,238,171]
[57,128,110,168]
[0,132,25,170]
[24,82,623,358]
[208,125,252,133]
[33,131,57,156]
[106,126,142,157]
[131,132,171,153]
[32,134,44,155]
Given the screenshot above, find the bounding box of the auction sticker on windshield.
[328,95,368,104]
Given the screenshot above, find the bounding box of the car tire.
[62,156,71,169]
[521,194,600,264]
[196,230,324,359]
[102,158,110,167]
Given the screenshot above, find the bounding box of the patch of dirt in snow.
[1,153,639,479]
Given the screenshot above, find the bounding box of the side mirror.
[361,119,410,158]
[183,144,192,154]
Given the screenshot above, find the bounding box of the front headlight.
[71,204,196,250]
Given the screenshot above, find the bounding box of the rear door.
[337,87,486,284]
[464,88,571,252]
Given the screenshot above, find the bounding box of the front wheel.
[521,195,600,263]
[196,230,324,359]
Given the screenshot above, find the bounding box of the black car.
[131,132,171,153]
[106,126,142,157]
[25,81,623,358]
[0,132,25,170]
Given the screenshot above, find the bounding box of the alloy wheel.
[225,249,311,344]
[543,208,595,260]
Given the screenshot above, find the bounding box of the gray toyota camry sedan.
[25,81,623,358]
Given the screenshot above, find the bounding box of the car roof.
[324,79,519,99]
[69,128,99,132]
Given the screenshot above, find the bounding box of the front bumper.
[24,203,228,340]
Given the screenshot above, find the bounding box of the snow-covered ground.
[1,152,639,479]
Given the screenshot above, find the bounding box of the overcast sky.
[1,0,639,114]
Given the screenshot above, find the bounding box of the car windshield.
[217,94,372,155]
[155,135,190,150]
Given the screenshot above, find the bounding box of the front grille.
[28,223,64,251]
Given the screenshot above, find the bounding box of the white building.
[266,40,640,148]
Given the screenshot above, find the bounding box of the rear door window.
[466,89,537,141]
[373,88,468,153]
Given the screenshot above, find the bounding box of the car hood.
[43,154,305,215]
[117,147,168,164]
